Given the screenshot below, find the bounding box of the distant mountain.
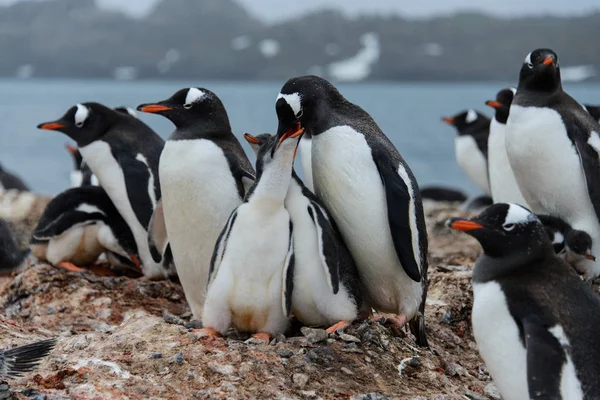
[0,0,598,82]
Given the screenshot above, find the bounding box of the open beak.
[243,133,262,145]
[442,117,455,125]
[137,103,171,113]
[65,144,77,154]
[128,253,141,268]
[585,251,596,262]
[543,56,555,66]
[486,100,503,109]
[276,123,304,150]
[37,121,66,131]
[447,218,484,232]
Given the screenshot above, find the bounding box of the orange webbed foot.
[56,261,85,273]
[326,320,351,335]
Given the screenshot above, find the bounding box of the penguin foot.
[193,328,221,338]
[56,262,85,273]
[251,332,270,342]
[325,320,351,335]
[372,313,408,335]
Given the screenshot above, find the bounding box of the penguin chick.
[200,130,302,340]
[244,132,364,333]
[0,338,57,378]
[449,203,600,399]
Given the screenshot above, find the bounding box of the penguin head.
[276,75,343,139]
[37,103,117,146]
[137,87,228,129]
[565,230,595,261]
[254,127,303,179]
[441,109,485,133]
[584,104,600,123]
[114,106,138,119]
[485,87,516,124]
[243,133,274,157]
[448,203,550,258]
[518,48,561,93]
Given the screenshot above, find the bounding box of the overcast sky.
[0,0,598,21]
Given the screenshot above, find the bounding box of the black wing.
[148,200,168,263]
[224,153,256,199]
[32,212,101,239]
[281,220,295,317]
[113,150,155,228]
[207,210,238,289]
[371,148,423,282]
[307,201,340,294]
[523,318,567,399]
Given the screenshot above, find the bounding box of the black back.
[0,164,29,192]
[585,104,600,123]
[0,219,28,271]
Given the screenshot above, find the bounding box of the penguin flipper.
[148,200,168,263]
[307,202,340,294]
[32,212,100,240]
[372,154,423,282]
[224,153,255,198]
[207,210,238,289]
[523,319,567,398]
[573,135,600,223]
[281,220,294,317]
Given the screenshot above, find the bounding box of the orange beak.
[128,253,141,268]
[543,56,555,66]
[138,104,171,113]
[449,219,484,231]
[38,122,66,130]
[66,144,78,154]
[442,117,455,125]
[276,123,304,150]
[243,133,262,145]
[486,100,503,109]
[585,251,596,262]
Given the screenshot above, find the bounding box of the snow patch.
[561,65,596,82]
[327,33,380,82]
[258,39,280,58]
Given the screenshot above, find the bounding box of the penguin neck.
[251,155,295,205]
[171,117,232,140]
[473,244,552,283]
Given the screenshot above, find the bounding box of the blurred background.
[0,0,599,195]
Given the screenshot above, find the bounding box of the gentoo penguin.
[461,195,493,212]
[37,102,165,279]
[0,338,56,378]
[420,186,467,203]
[585,104,600,124]
[537,214,595,271]
[0,219,29,274]
[0,163,28,193]
[244,132,364,332]
[449,203,600,399]
[65,145,98,188]
[200,131,300,340]
[275,76,429,346]
[30,186,140,273]
[114,106,138,119]
[505,48,600,278]
[485,88,528,206]
[137,88,255,318]
[442,110,491,195]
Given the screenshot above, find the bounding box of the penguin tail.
[409,313,428,347]
[2,338,57,377]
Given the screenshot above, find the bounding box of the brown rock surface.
[0,200,503,399]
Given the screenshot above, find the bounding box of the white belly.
[312,126,421,317]
[472,281,528,400]
[160,140,242,318]
[285,184,357,326]
[80,141,163,278]
[46,224,103,266]
[455,135,490,194]
[487,119,528,205]
[506,105,600,277]
[298,137,314,191]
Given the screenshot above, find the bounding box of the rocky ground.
[0,194,501,400]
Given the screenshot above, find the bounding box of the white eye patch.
[74,104,89,127]
[504,203,534,225]
[524,52,532,65]
[184,88,205,108]
[277,92,303,117]
[465,109,477,124]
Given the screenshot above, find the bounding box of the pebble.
[484,383,501,400]
[305,347,335,365]
[340,367,353,375]
[300,327,328,344]
[163,314,185,326]
[208,363,235,376]
[445,363,467,377]
[220,381,235,392]
[300,390,317,399]
[350,394,388,400]
[440,311,453,325]
[338,333,360,343]
[185,319,203,329]
[465,390,486,400]
[364,356,372,363]
[150,352,163,359]
[168,352,184,365]
[277,349,294,358]
[245,337,269,345]
[292,373,309,388]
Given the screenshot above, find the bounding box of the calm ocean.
[1,79,599,196]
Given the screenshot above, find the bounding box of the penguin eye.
[75,121,84,128]
[296,108,303,118]
[503,223,515,231]
[183,103,193,110]
[526,62,533,69]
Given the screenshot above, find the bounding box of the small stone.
[168,352,184,365]
[185,319,203,329]
[465,390,486,400]
[163,314,185,326]
[408,357,421,368]
[340,367,353,375]
[150,352,163,359]
[484,383,501,400]
[445,362,467,377]
[338,333,360,343]
[292,373,309,388]
[220,381,235,392]
[272,334,287,344]
[350,394,389,400]
[300,327,328,344]
[300,390,317,398]
[440,310,453,324]
[245,337,268,345]
[364,356,372,363]
[277,349,294,358]
[208,363,235,376]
